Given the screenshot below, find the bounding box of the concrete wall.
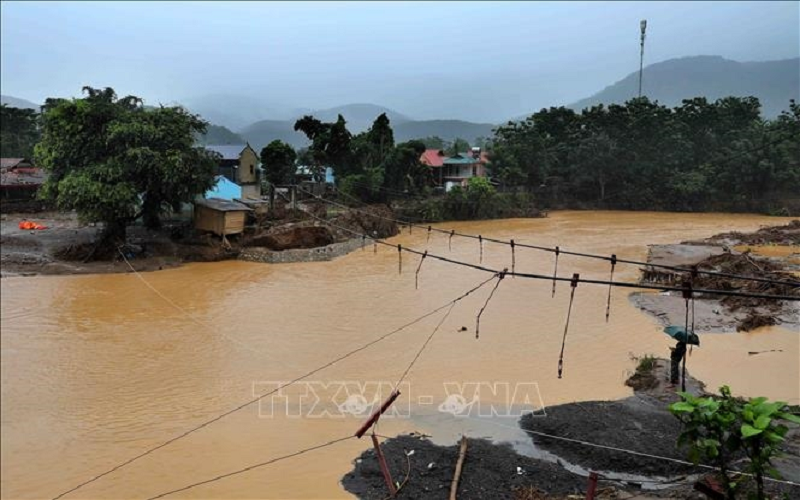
[240,183,261,199]
[238,147,259,184]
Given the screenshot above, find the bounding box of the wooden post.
[371,433,397,496]
[585,471,598,500]
[355,390,401,438]
[449,436,468,500]
[290,185,297,211]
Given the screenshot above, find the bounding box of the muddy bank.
[343,359,800,499]
[519,359,800,493]
[633,221,800,332]
[521,359,706,479]
[0,205,400,277]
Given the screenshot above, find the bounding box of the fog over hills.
[4,56,798,150]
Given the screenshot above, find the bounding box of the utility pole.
[638,19,647,98]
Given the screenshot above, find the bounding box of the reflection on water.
[2,211,798,499]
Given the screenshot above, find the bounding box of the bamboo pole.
[449,436,468,500]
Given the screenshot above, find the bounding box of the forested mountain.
[195,124,244,145]
[569,56,799,118]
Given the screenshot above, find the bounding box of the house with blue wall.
[205,175,242,200]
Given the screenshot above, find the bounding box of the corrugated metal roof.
[420,149,445,167]
[204,145,248,160]
[194,198,252,212]
[0,167,45,187]
[0,158,28,170]
[443,154,479,165]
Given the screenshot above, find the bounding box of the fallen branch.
[449,435,468,500]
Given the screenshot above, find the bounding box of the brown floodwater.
[2,211,798,499]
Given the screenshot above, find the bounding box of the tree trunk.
[102,219,127,246]
[142,195,162,230]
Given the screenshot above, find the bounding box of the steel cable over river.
[2,212,798,499]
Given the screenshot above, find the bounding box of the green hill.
[569,56,799,118]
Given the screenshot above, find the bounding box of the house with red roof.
[420,147,488,191]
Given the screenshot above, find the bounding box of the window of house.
[250,165,254,175]
[472,166,477,177]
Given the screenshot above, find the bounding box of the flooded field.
[2,211,798,499]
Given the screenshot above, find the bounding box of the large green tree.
[36,86,218,243]
[0,104,39,157]
[260,140,297,185]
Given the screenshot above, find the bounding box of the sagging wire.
[510,239,516,278]
[681,280,693,392]
[689,266,698,357]
[605,254,617,322]
[557,273,580,379]
[478,234,483,264]
[551,246,560,297]
[398,244,403,275]
[475,269,507,339]
[415,251,428,290]
[395,302,457,386]
[144,435,355,500]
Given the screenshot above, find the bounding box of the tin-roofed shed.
[194,198,252,237]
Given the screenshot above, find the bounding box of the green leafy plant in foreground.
[669,386,800,499]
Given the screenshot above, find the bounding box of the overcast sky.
[2,1,798,122]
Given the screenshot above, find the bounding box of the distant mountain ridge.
[5,55,797,151]
[239,116,495,150]
[568,56,799,118]
[0,95,39,110]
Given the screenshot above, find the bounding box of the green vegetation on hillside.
[569,56,800,119]
[195,124,244,145]
[491,96,800,214]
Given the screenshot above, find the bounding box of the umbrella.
[664,325,700,346]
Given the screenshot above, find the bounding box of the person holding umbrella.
[664,326,700,388]
[670,340,687,386]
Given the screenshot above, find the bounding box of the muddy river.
[2,211,798,499]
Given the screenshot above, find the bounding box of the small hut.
[193,198,252,237]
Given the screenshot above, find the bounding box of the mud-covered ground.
[342,434,591,500]
[632,220,800,332]
[0,204,399,277]
[343,360,800,499]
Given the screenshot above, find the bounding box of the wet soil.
[0,205,400,277]
[634,222,800,333]
[342,434,589,500]
[342,360,800,499]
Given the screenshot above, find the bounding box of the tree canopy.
[260,140,297,185]
[0,104,39,157]
[489,96,800,213]
[295,112,429,202]
[35,86,218,241]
